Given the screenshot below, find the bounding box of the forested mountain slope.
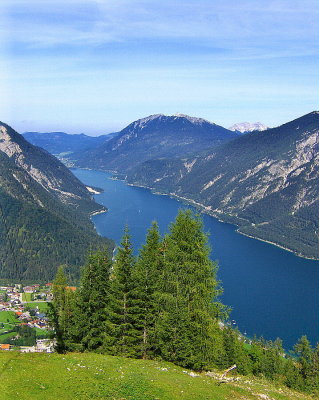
[127,112,319,259]
[0,122,113,281]
[72,113,239,172]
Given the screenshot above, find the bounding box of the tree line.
[49,209,319,395]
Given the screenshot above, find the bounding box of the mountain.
[72,114,239,172]
[127,112,319,259]
[229,122,268,133]
[0,122,113,281]
[22,131,117,157]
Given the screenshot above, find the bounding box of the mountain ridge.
[22,130,117,157]
[71,113,239,171]
[0,122,113,280]
[126,111,319,259]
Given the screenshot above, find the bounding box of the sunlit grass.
[0,352,312,400]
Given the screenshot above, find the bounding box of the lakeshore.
[74,168,319,349]
[126,180,318,261]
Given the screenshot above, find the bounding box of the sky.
[0,0,318,135]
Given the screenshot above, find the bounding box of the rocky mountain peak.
[130,113,215,131]
[172,113,214,125]
[0,124,24,158]
[229,122,268,133]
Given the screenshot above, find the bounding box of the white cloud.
[2,0,318,53]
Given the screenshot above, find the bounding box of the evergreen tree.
[294,336,313,389]
[284,358,304,390]
[155,209,226,369]
[222,327,252,374]
[75,249,112,351]
[260,338,284,380]
[106,226,139,356]
[49,265,70,353]
[132,221,162,359]
[309,343,319,393]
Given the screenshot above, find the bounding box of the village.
[0,282,58,353]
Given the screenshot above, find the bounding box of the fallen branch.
[217,364,237,385]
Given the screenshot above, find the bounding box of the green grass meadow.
[24,302,49,312]
[0,352,312,400]
[0,311,18,324]
[22,293,32,302]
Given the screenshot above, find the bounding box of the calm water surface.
[73,169,319,349]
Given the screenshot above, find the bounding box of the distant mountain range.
[229,122,268,133]
[22,131,117,156]
[0,122,113,281]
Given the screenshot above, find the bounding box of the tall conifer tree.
[155,209,225,369]
[132,221,162,358]
[106,226,139,356]
[75,250,112,351]
[49,265,70,353]
[294,335,313,388]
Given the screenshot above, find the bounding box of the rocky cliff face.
[0,122,101,213]
[127,112,319,259]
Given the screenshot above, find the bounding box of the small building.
[20,346,36,353]
[23,286,34,293]
[36,339,55,353]
[0,344,11,351]
[66,286,77,292]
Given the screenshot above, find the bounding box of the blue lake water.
[73,168,319,350]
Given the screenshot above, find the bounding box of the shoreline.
[237,230,318,261]
[126,180,319,261]
[90,209,108,217]
[73,168,319,262]
[86,186,103,195]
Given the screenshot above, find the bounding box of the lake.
[73,168,319,350]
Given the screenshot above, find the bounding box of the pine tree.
[294,336,314,389]
[309,343,319,393]
[222,327,252,374]
[75,249,112,351]
[49,265,69,353]
[106,226,139,356]
[132,221,162,358]
[155,209,226,369]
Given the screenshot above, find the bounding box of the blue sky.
[1,0,318,134]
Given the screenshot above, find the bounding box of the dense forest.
[49,210,319,396]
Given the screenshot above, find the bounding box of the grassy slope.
[0,311,18,324]
[0,352,312,400]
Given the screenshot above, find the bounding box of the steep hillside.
[72,113,239,172]
[0,122,113,281]
[127,112,319,259]
[0,352,312,400]
[22,131,116,157]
